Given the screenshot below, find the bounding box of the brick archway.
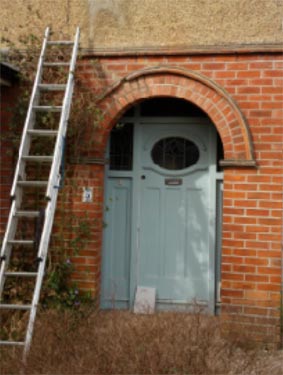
[98,66,256,167]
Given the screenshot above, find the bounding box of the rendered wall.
[1,0,283,49]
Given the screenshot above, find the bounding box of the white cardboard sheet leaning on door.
[134,286,156,314]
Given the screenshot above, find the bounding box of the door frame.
[102,106,223,313]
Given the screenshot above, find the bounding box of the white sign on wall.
[82,187,93,203]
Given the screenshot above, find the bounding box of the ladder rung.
[27,129,58,137]
[5,272,38,277]
[33,105,62,112]
[38,84,67,91]
[0,341,25,346]
[14,210,40,218]
[17,181,48,187]
[43,62,70,67]
[8,240,34,246]
[47,41,74,45]
[0,304,32,310]
[22,155,53,162]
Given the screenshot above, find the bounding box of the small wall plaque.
[134,286,156,314]
[165,178,182,186]
[82,187,93,203]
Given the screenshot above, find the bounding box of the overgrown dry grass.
[1,307,282,374]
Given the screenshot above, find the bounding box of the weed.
[1,309,282,375]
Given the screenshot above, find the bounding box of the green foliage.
[70,216,92,255]
[42,259,92,309]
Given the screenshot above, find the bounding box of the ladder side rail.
[0,184,24,260]
[24,182,59,357]
[10,27,50,198]
[0,201,16,259]
[0,190,23,300]
[0,190,22,296]
[23,255,47,357]
[45,84,73,198]
[36,184,60,261]
[0,202,17,296]
[46,27,80,199]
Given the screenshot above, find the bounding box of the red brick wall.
[1,53,282,345]
[74,53,283,344]
[52,163,104,296]
[221,167,282,343]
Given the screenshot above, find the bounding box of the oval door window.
[151,137,199,170]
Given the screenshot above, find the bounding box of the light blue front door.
[101,117,218,311]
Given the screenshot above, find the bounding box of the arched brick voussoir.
[98,66,256,167]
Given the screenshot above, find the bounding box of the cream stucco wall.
[1,0,282,50]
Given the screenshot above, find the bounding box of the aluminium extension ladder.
[0,27,80,357]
